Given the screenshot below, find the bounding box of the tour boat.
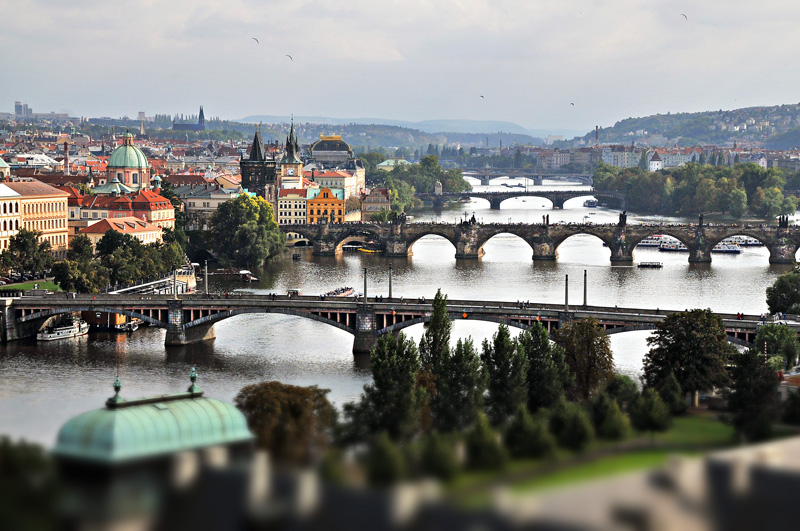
[583,199,598,207]
[637,262,663,268]
[322,287,356,298]
[37,318,90,341]
[637,235,665,247]
[724,235,763,246]
[239,270,259,282]
[114,321,139,334]
[658,239,741,254]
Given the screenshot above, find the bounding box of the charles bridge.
[0,293,778,354]
[415,189,626,209]
[282,219,800,264]
[459,168,593,186]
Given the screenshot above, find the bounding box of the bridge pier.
[607,240,634,263]
[353,304,377,356]
[768,241,798,264]
[551,198,565,209]
[688,245,713,263]
[165,300,217,346]
[489,198,503,210]
[385,239,411,257]
[531,235,557,261]
[312,240,337,256]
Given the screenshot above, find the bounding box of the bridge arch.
[379,312,533,336]
[184,307,355,335]
[474,230,535,256]
[332,227,386,252]
[603,323,751,346]
[551,230,615,252]
[17,307,166,328]
[405,230,459,254]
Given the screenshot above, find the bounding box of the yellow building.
[0,184,21,253]
[306,188,344,224]
[5,180,70,259]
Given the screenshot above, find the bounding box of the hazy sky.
[3,0,800,134]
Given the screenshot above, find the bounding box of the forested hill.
[577,103,800,148]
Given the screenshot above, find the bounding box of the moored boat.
[37,318,90,341]
[322,286,356,297]
[637,235,665,247]
[658,238,741,254]
[239,270,259,282]
[583,199,598,207]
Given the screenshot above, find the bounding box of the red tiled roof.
[79,217,160,235]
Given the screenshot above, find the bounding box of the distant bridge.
[459,168,593,186]
[416,189,626,210]
[281,221,800,264]
[1,293,773,354]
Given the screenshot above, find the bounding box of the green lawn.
[510,450,675,494]
[1,280,61,292]
[650,415,736,447]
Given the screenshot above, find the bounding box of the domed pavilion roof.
[52,370,253,464]
[108,131,149,169]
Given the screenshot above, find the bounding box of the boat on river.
[239,270,259,282]
[322,287,356,298]
[658,239,742,254]
[637,235,665,247]
[583,199,598,207]
[37,318,90,341]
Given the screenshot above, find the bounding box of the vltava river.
[0,178,793,446]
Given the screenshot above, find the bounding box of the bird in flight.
[480,95,484,99]
[286,54,293,62]
[570,102,575,106]
[252,37,259,44]
[680,13,687,20]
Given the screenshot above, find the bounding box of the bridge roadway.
[282,221,800,264]
[416,189,626,210]
[2,293,778,354]
[459,168,593,186]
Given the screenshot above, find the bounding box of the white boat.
[114,321,139,333]
[637,235,665,247]
[239,270,259,282]
[658,239,741,254]
[583,199,598,207]
[322,287,356,298]
[723,235,763,247]
[37,318,90,341]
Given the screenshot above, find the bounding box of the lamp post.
[363,267,367,301]
[204,260,208,295]
[388,264,393,299]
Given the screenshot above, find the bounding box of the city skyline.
[3,0,800,134]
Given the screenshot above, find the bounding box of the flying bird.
[252,37,259,44]
[680,13,687,20]
[570,102,575,106]
[286,54,293,62]
[480,95,484,99]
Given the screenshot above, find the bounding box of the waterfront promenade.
[4,292,779,353]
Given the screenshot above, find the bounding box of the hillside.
[576,103,800,148]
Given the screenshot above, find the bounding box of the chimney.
[595,126,599,144]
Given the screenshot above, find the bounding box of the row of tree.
[53,232,184,293]
[594,162,800,217]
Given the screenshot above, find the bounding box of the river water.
[0,178,794,447]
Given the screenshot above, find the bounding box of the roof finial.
[106,376,125,407]
[188,367,201,394]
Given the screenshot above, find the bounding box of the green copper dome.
[108,132,149,169]
[52,377,253,464]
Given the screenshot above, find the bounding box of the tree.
[343,332,425,442]
[465,413,508,470]
[518,322,573,412]
[1,229,53,273]
[604,374,639,409]
[548,398,595,452]
[419,431,459,481]
[434,338,485,432]
[66,234,94,262]
[754,323,800,369]
[419,289,451,373]
[504,406,556,459]
[95,229,135,258]
[589,393,632,441]
[726,349,778,442]
[0,437,60,531]
[209,194,285,267]
[365,432,406,486]
[234,381,336,465]
[369,208,392,223]
[657,371,688,415]
[553,318,615,400]
[766,269,800,315]
[629,389,672,435]
[643,309,734,404]
[482,324,529,425]
[52,259,109,293]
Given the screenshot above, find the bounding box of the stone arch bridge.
[0,294,779,354]
[416,189,626,210]
[459,169,593,186]
[283,221,800,263]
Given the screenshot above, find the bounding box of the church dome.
[108,132,149,169]
[310,135,353,156]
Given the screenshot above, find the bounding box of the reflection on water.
[0,177,794,446]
